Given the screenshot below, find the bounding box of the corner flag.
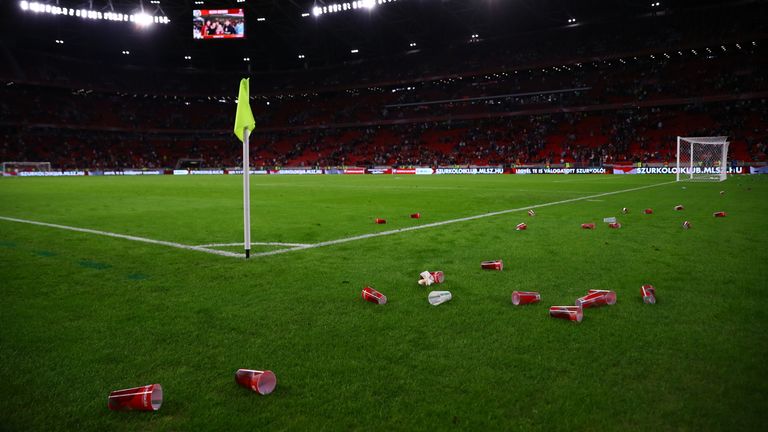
[234,78,255,142]
[235,78,255,258]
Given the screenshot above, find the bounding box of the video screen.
[193,9,245,40]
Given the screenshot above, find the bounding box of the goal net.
[676,136,729,182]
[2,161,52,174]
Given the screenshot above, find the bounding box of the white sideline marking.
[0,216,242,258]
[586,199,604,202]
[246,180,676,258]
[196,242,311,248]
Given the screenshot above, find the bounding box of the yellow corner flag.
[233,78,256,142]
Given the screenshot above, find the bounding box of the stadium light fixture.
[409,42,416,47]
[567,18,576,23]
[243,57,250,62]
[184,55,191,60]
[257,17,266,22]
[122,50,130,55]
[350,49,359,54]
[651,2,661,6]
[309,0,398,17]
[19,2,170,25]
[301,12,310,17]
[298,54,305,59]
[55,39,64,44]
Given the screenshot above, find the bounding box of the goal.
[2,161,52,174]
[675,136,729,182]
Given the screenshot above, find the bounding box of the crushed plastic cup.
[108,384,163,411]
[528,209,536,216]
[481,260,503,271]
[361,286,387,304]
[428,290,452,306]
[516,223,527,231]
[713,211,727,217]
[235,369,277,395]
[581,223,595,230]
[720,191,725,195]
[410,213,421,219]
[641,284,656,304]
[603,217,617,223]
[549,306,583,323]
[512,291,541,305]
[430,271,445,284]
[375,218,386,224]
[682,220,691,229]
[622,207,629,214]
[674,205,685,211]
[577,290,617,308]
[608,222,622,229]
[644,208,653,214]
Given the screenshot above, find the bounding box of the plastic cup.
[430,271,445,284]
[410,213,421,219]
[682,220,691,229]
[713,211,727,217]
[375,218,386,224]
[107,384,163,411]
[481,260,503,271]
[428,291,452,306]
[641,284,656,304]
[608,222,621,229]
[361,286,387,305]
[528,209,536,216]
[235,369,277,395]
[516,223,527,231]
[674,205,684,211]
[512,291,541,305]
[577,290,616,308]
[644,208,653,214]
[581,223,595,230]
[549,306,583,322]
[622,208,629,214]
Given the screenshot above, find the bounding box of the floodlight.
[313,6,322,16]
[135,13,153,27]
[20,1,29,11]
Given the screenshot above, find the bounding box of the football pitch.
[1,174,767,431]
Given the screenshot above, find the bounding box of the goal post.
[2,161,52,174]
[675,136,729,182]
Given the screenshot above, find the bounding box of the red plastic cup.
[410,213,421,219]
[481,260,503,271]
[608,222,621,229]
[375,218,386,224]
[621,207,629,214]
[362,286,387,304]
[641,284,656,304]
[713,211,727,217]
[516,223,527,231]
[581,223,595,230]
[235,369,277,395]
[528,209,536,216]
[682,220,691,229]
[512,291,541,305]
[549,306,583,322]
[577,290,616,308]
[674,205,684,211]
[430,271,445,284]
[108,384,163,411]
[644,208,653,214]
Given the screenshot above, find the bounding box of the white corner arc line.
[196,242,311,248]
[0,216,243,258]
[246,180,676,258]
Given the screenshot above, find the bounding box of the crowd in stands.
[1,8,767,170]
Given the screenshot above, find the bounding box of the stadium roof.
[0,0,760,72]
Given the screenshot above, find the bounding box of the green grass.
[1,174,767,431]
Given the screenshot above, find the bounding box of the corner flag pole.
[243,127,251,258]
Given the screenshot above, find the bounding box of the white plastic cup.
[428,291,452,306]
